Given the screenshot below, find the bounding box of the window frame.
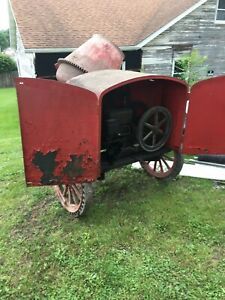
[215,0,225,24]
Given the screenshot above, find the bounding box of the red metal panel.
[16,78,101,186]
[183,76,225,155]
[160,80,188,150]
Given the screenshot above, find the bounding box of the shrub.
[0,53,17,73]
[0,30,10,51]
[174,50,207,85]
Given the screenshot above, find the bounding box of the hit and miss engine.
[101,88,172,165]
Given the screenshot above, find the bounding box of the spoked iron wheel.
[54,183,93,217]
[140,150,184,181]
[137,106,172,152]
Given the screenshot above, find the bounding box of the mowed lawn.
[0,87,225,299]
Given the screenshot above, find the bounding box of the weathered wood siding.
[143,0,225,76]
[142,46,173,75]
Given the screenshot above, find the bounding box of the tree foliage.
[174,50,208,85]
[0,30,10,51]
[0,53,17,73]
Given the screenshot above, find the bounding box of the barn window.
[216,0,225,22]
[171,46,192,79]
[172,59,185,78]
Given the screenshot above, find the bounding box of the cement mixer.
[15,35,225,217]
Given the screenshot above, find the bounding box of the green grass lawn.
[0,88,225,299]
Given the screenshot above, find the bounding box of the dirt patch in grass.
[10,195,56,239]
[211,247,225,265]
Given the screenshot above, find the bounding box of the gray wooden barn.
[9,0,225,78]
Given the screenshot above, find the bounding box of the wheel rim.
[138,106,172,152]
[54,184,85,214]
[140,150,180,179]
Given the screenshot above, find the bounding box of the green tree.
[174,50,207,85]
[0,53,17,73]
[0,30,10,51]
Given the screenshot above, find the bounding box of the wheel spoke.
[161,157,170,170]
[69,186,78,205]
[154,160,157,171]
[63,185,68,196]
[67,188,72,206]
[71,184,82,203]
[144,122,154,129]
[143,131,153,141]
[158,118,167,127]
[159,160,163,172]
[152,134,156,146]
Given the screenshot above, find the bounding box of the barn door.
[182,76,225,155]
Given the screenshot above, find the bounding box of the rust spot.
[63,155,84,179]
[32,151,58,185]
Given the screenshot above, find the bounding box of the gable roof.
[10,0,205,50]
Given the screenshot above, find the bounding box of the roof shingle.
[11,0,201,49]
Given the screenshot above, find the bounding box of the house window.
[171,47,192,79]
[172,59,185,78]
[216,0,225,22]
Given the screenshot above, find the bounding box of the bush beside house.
[173,50,208,85]
[0,53,18,88]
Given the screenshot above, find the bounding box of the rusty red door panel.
[160,80,188,150]
[16,78,101,186]
[183,76,225,155]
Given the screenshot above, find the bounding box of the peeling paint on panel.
[63,155,84,179]
[32,150,58,184]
